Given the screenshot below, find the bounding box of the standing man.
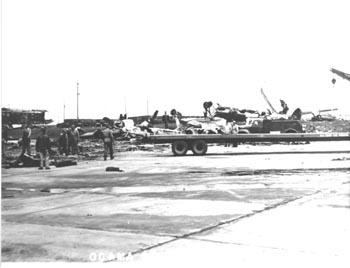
[21,124,32,155]
[67,128,74,155]
[58,129,69,156]
[279,100,289,114]
[2,124,10,156]
[102,124,114,161]
[73,124,81,155]
[68,125,78,155]
[36,127,51,170]
[162,112,169,129]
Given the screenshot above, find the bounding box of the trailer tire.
[284,128,297,133]
[185,128,197,134]
[238,129,250,134]
[171,141,189,156]
[191,140,208,155]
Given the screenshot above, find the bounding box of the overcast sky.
[2,0,350,122]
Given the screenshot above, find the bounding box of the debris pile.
[52,156,78,168]
[3,153,41,168]
[303,120,350,133]
[332,157,350,161]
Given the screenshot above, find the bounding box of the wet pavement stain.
[222,168,350,176]
[132,188,309,202]
[3,213,238,237]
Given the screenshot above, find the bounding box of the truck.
[238,118,303,134]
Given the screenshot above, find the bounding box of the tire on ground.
[171,140,189,156]
[191,140,208,155]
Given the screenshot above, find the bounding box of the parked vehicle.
[238,118,303,134]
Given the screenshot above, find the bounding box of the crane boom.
[330,68,350,82]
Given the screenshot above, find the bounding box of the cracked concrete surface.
[1,141,350,266]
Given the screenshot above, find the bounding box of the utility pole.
[147,100,149,116]
[124,96,127,115]
[77,82,80,120]
[63,101,66,121]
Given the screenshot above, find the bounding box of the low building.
[2,108,52,126]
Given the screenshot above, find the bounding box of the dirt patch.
[1,243,49,262]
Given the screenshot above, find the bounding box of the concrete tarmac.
[1,141,350,267]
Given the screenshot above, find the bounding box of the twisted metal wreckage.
[80,88,305,140]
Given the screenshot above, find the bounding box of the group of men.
[58,123,116,162]
[19,124,51,170]
[18,123,116,170]
[57,125,82,156]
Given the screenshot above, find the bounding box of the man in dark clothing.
[279,100,289,114]
[162,112,169,129]
[102,124,114,160]
[203,101,213,118]
[2,124,9,156]
[58,129,69,156]
[21,124,31,155]
[67,126,78,155]
[36,127,51,170]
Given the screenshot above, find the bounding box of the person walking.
[36,127,51,170]
[102,124,114,160]
[21,124,31,155]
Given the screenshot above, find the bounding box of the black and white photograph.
[1,0,350,267]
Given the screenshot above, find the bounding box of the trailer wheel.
[185,128,197,134]
[171,141,189,156]
[238,129,250,134]
[284,128,297,133]
[191,140,208,155]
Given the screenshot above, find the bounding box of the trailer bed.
[143,132,350,155]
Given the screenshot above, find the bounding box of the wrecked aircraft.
[260,89,302,120]
[302,109,338,122]
[80,110,179,141]
[80,91,305,139]
[170,108,238,135]
[202,101,260,123]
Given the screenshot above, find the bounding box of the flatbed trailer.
[142,132,350,156]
